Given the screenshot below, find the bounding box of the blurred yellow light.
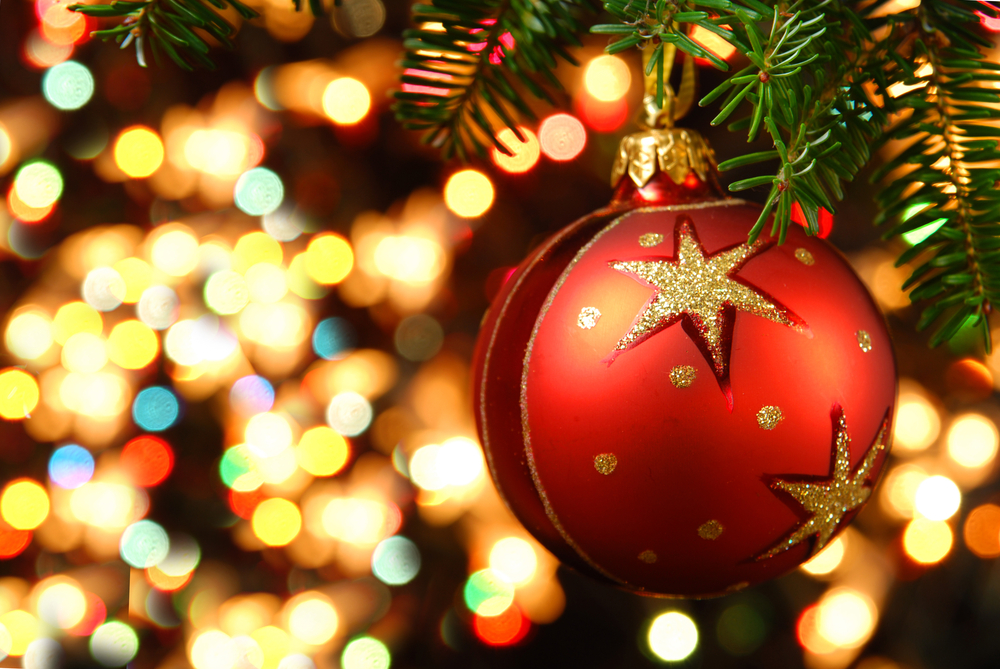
[489,537,537,586]
[584,55,631,102]
[305,234,353,285]
[240,303,309,348]
[894,392,940,453]
[37,582,86,629]
[252,498,302,547]
[164,320,200,366]
[204,271,250,315]
[107,320,159,370]
[815,588,876,648]
[70,481,139,528]
[1,480,49,530]
[322,77,371,125]
[184,129,251,176]
[947,414,999,468]
[245,263,288,304]
[0,369,39,420]
[0,610,37,657]
[914,475,961,521]
[59,371,128,417]
[648,611,698,662]
[251,626,289,669]
[257,447,298,485]
[883,464,928,518]
[903,517,953,564]
[151,229,199,277]
[438,437,483,486]
[296,426,349,477]
[321,497,388,545]
[444,169,494,218]
[492,127,541,174]
[288,595,338,645]
[232,232,283,275]
[190,629,235,669]
[52,302,102,346]
[689,25,738,61]
[114,257,153,304]
[286,253,327,299]
[409,444,446,491]
[800,534,846,576]
[245,412,294,458]
[5,312,53,360]
[61,332,108,374]
[373,235,444,284]
[114,127,164,178]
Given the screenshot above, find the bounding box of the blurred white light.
[648,611,698,662]
[815,588,877,648]
[914,475,961,521]
[137,285,180,330]
[326,391,373,436]
[947,414,999,468]
[82,267,127,312]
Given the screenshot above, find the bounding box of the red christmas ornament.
[472,123,896,597]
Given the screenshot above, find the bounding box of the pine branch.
[871,0,1000,351]
[391,0,593,160]
[594,0,884,244]
[69,0,260,70]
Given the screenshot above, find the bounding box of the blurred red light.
[67,592,107,636]
[0,525,31,558]
[575,95,628,133]
[473,604,529,646]
[229,487,265,519]
[121,436,175,487]
[790,202,833,238]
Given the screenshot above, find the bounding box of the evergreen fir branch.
[391,0,593,160]
[69,0,260,70]
[872,0,1000,351]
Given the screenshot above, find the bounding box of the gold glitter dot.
[697,520,724,540]
[725,581,750,593]
[857,330,872,352]
[757,406,783,430]
[638,550,658,564]
[669,365,696,388]
[639,233,664,248]
[794,248,815,265]
[577,306,601,330]
[593,453,618,475]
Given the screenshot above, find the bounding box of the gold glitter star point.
[758,406,891,561]
[605,216,808,406]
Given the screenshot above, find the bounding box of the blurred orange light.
[964,503,1000,558]
[121,436,174,487]
[690,25,737,63]
[903,517,953,564]
[796,604,836,654]
[8,186,55,223]
[473,604,529,646]
[538,114,586,161]
[23,29,73,69]
[229,488,265,519]
[41,3,88,46]
[66,592,106,636]
[0,524,32,558]
[146,565,193,592]
[576,95,628,133]
[583,55,631,102]
[492,128,540,174]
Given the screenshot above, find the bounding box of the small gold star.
[606,216,809,408]
[758,405,891,560]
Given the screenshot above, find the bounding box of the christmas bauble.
[472,129,896,598]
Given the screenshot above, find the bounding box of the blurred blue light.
[132,386,180,432]
[48,444,94,489]
[312,317,357,360]
[229,375,275,417]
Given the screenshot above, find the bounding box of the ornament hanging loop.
[639,42,696,130]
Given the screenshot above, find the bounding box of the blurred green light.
[234,167,284,216]
[220,444,253,488]
[14,161,63,208]
[42,61,95,111]
[341,637,391,669]
[716,604,767,656]
[463,569,514,616]
[902,218,947,246]
[119,519,170,568]
[371,535,421,586]
[90,621,139,667]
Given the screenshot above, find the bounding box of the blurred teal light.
[43,61,95,111]
[234,167,284,216]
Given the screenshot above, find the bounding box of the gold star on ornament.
[758,405,891,560]
[606,216,809,407]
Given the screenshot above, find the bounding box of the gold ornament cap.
[610,125,718,189]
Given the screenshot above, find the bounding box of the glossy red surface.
[474,198,896,597]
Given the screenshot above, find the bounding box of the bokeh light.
[538,113,586,161]
[464,569,515,616]
[341,637,390,669]
[67,593,106,637]
[252,498,301,546]
[321,497,395,545]
[121,436,174,486]
[904,517,953,564]
[648,611,698,662]
[0,525,32,558]
[444,169,494,218]
[800,533,846,576]
[492,127,541,174]
[245,412,294,458]
[584,55,631,101]
[473,605,529,647]
[52,301,102,345]
[5,311,53,360]
[374,235,444,284]
[716,604,766,656]
[235,167,284,216]
[964,503,1000,558]
[296,426,350,476]
[489,537,537,586]
[0,480,48,529]
[204,270,250,315]
[815,588,877,648]
[138,285,180,330]
[0,368,39,420]
[246,262,288,303]
[232,231,282,274]
[22,636,60,669]
[151,229,199,277]
[322,78,371,125]
[914,475,961,521]
[48,445,94,489]
[62,331,107,373]
[371,535,421,585]
[326,391,373,436]
[893,389,940,452]
[90,621,139,666]
[394,314,443,361]
[14,161,63,209]
[230,375,275,416]
[132,386,181,432]
[37,582,86,629]
[119,519,170,568]
[107,320,159,369]
[114,257,152,303]
[82,267,126,311]
[156,532,201,577]
[947,414,999,468]
[409,438,483,490]
[190,630,235,669]
[289,595,338,645]
[304,234,354,285]
[263,206,304,241]
[0,609,36,657]
[312,317,357,360]
[114,127,164,178]
[42,60,94,110]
